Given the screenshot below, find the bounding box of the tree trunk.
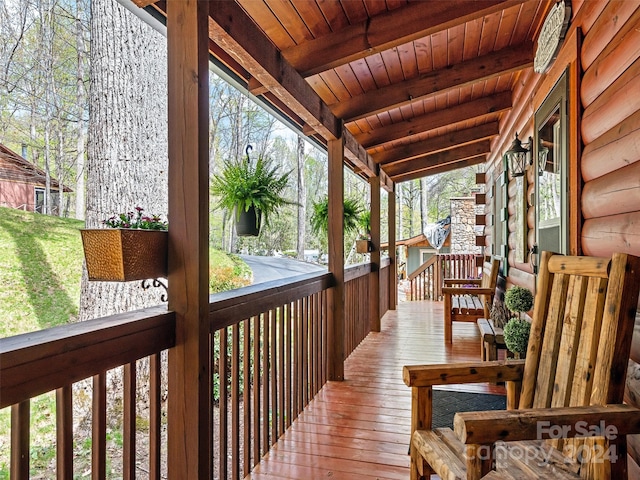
[296,136,306,260]
[420,177,427,233]
[80,0,168,321]
[75,2,87,220]
[41,0,54,215]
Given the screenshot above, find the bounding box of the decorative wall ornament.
[534,0,572,74]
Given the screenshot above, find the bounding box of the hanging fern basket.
[236,206,261,237]
[80,229,168,281]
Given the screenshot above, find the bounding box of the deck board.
[247,300,505,479]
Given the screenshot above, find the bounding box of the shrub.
[504,285,534,313]
[504,318,531,355]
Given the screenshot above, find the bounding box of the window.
[535,71,568,256]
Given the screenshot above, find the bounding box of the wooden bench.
[476,318,506,361]
[442,257,500,343]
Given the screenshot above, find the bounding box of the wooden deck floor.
[247,300,505,479]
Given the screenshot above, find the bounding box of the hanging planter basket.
[356,239,372,253]
[236,206,262,237]
[80,229,168,281]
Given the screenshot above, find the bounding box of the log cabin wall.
[483,0,640,472]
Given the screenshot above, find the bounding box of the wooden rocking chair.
[404,251,640,479]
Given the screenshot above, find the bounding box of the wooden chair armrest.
[444,278,482,286]
[454,404,640,445]
[442,287,495,296]
[403,360,525,387]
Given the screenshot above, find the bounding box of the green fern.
[310,196,363,237]
[211,154,294,227]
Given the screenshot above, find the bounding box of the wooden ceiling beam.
[282,0,526,77]
[383,140,491,177]
[391,155,486,183]
[332,42,533,122]
[247,77,268,96]
[206,0,376,176]
[356,91,512,149]
[373,122,499,165]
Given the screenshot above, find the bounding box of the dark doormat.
[432,390,506,429]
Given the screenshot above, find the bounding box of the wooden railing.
[1,261,390,479]
[379,257,391,317]
[408,253,482,301]
[1,306,176,479]
[208,271,333,478]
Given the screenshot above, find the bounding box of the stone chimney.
[449,197,481,254]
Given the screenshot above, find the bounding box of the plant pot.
[356,239,372,253]
[80,229,168,281]
[236,206,261,236]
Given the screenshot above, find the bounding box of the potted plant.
[80,207,168,282]
[503,285,534,357]
[310,196,363,245]
[211,146,294,236]
[356,210,372,253]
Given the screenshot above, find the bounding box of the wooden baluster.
[291,300,301,417]
[322,291,328,385]
[278,305,285,438]
[270,309,277,446]
[262,312,270,453]
[313,293,321,396]
[285,304,293,429]
[243,319,251,476]
[123,362,136,480]
[231,323,240,480]
[302,298,309,407]
[252,316,261,466]
[149,354,161,480]
[11,400,30,480]
[219,328,228,479]
[57,385,73,479]
[296,298,305,413]
[92,372,106,480]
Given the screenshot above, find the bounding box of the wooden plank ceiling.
[139,0,551,184]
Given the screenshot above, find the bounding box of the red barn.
[0,143,72,214]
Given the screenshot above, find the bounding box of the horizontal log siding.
[580,3,640,259]
[580,3,640,473]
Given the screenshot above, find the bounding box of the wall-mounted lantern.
[504,133,532,178]
[537,142,550,176]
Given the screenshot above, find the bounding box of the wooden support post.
[328,135,345,381]
[388,185,397,310]
[370,175,381,332]
[166,0,211,478]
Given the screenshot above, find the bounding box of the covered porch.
[3,0,640,479]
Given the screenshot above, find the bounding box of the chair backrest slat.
[532,272,571,409]
[569,276,608,407]
[590,253,640,405]
[480,258,499,290]
[520,252,640,412]
[551,275,589,408]
[480,257,500,318]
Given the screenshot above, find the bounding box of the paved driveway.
[239,255,326,285]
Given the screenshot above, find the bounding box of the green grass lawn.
[0,207,85,337]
